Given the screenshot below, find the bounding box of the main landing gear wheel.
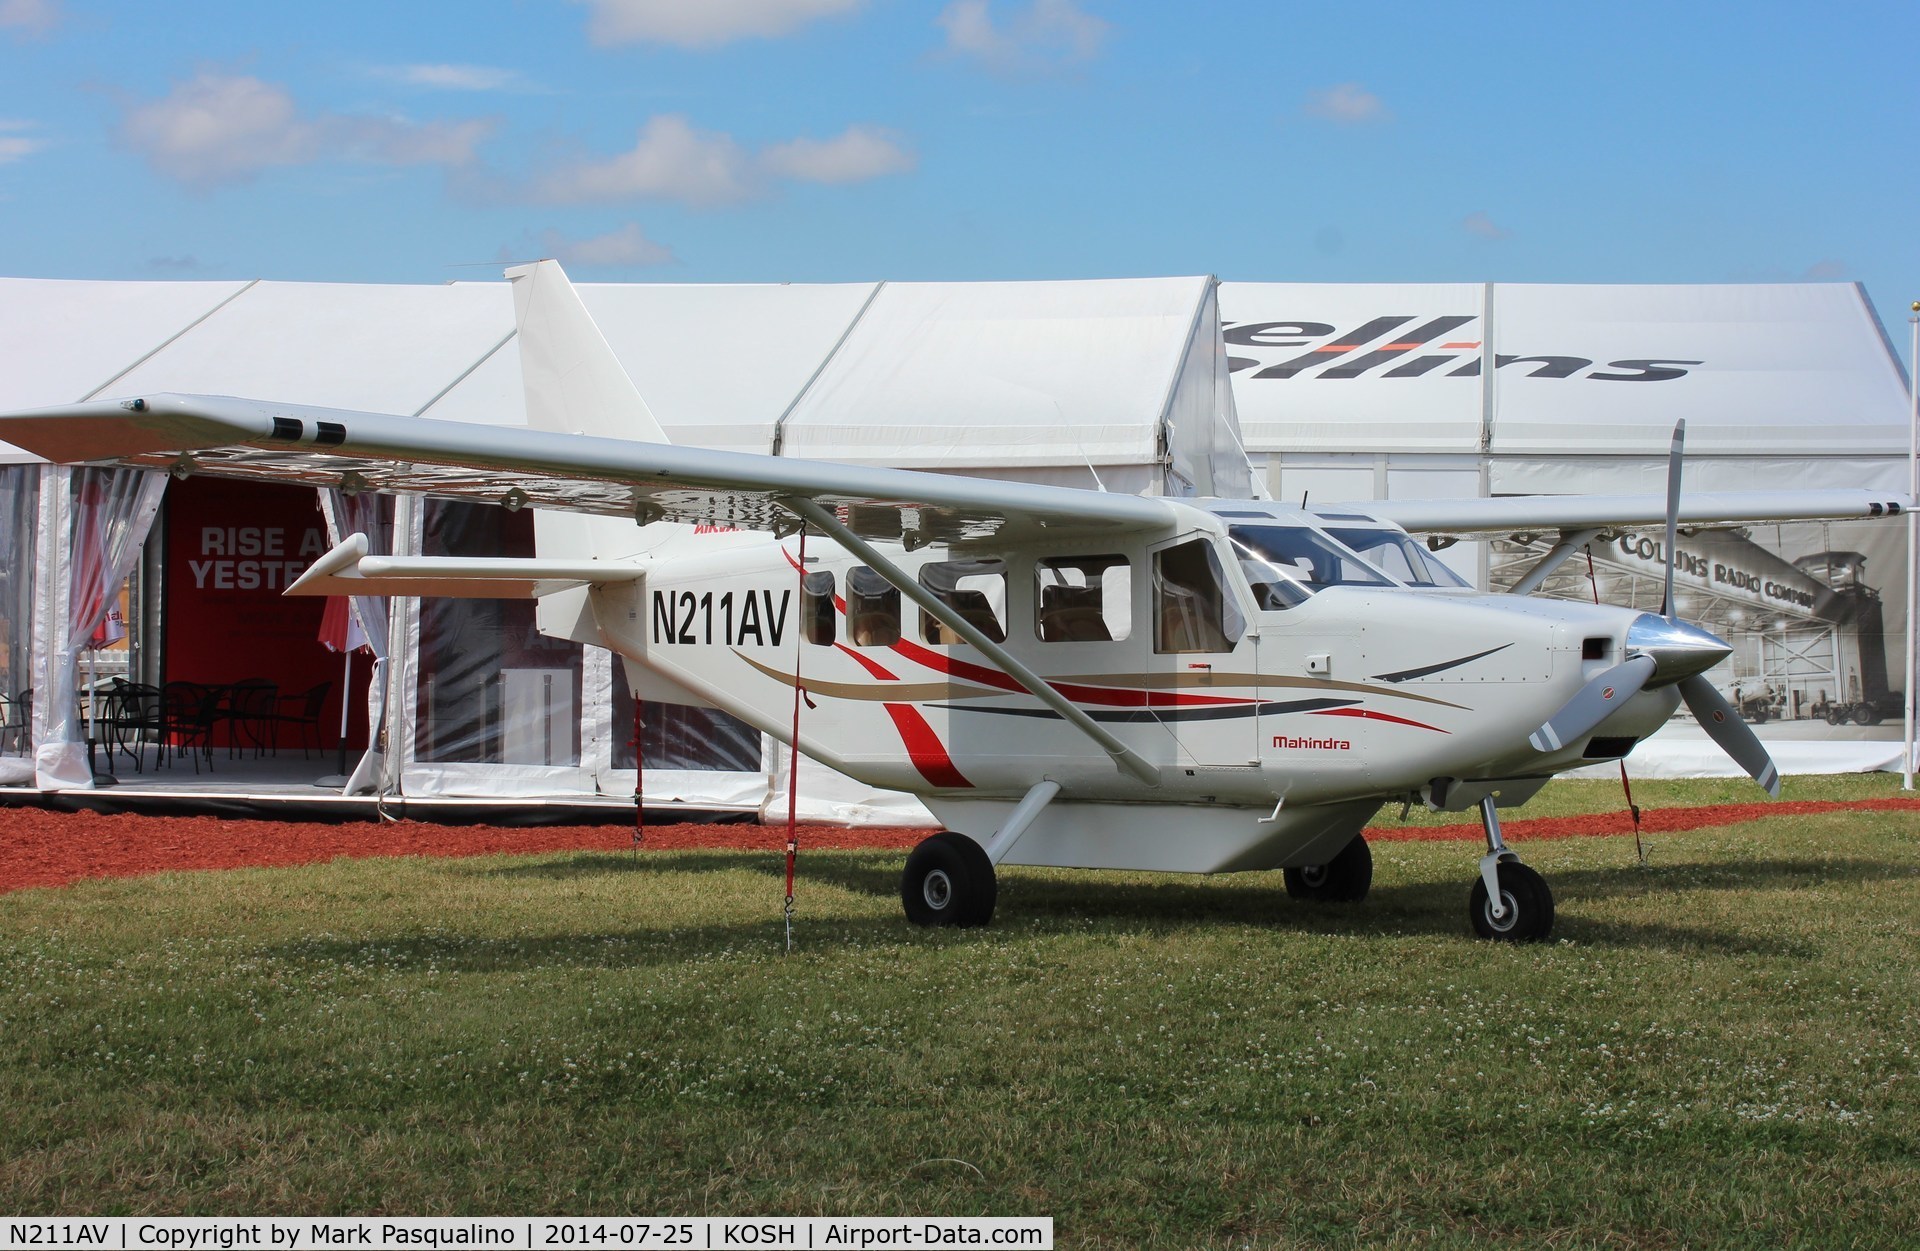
[1468,860,1555,942]
[1284,835,1373,903]
[901,831,998,928]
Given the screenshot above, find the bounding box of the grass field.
[2,777,1917,1248]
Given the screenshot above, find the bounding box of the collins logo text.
[1224,316,1700,382]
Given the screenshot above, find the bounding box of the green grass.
[2,779,1918,1248]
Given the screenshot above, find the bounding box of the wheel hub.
[1483,889,1520,933]
[923,868,953,911]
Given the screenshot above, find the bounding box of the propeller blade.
[1528,654,1658,753]
[1678,673,1781,797]
[1662,418,1685,618]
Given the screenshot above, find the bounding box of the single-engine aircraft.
[0,263,1906,941]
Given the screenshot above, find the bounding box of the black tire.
[901,831,997,928]
[1825,706,1843,725]
[1468,860,1555,942]
[1853,704,1880,727]
[1283,835,1373,903]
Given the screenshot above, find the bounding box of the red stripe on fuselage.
[1309,707,1449,733]
[883,703,972,788]
[835,642,898,681]
[887,637,1248,707]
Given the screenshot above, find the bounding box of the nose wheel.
[1469,797,1555,942]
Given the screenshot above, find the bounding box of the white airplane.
[1,263,1906,941]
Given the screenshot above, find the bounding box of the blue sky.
[3,0,1917,340]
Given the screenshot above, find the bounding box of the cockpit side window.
[847,566,900,647]
[1036,555,1131,642]
[918,558,1008,645]
[1153,538,1244,653]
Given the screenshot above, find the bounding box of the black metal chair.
[159,681,220,773]
[0,688,30,754]
[106,680,163,773]
[262,681,330,758]
[222,678,279,758]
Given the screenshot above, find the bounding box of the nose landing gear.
[1469,796,1554,941]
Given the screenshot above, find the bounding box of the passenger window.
[846,566,900,647]
[1154,538,1244,654]
[919,558,1007,645]
[1036,555,1131,642]
[801,570,835,645]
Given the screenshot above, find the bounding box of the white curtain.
[32,466,167,789]
[318,489,394,796]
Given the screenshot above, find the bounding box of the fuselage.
[561,500,1685,872]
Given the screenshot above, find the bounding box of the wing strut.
[781,497,1161,788]
[1506,528,1602,596]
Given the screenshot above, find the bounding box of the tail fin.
[507,259,670,445]
[507,259,664,565]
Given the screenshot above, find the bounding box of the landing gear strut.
[1469,797,1554,941]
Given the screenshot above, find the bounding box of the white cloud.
[541,114,756,206]
[937,0,1107,73]
[371,63,535,93]
[574,0,863,47]
[0,0,59,37]
[1305,82,1389,125]
[1462,211,1512,241]
[761,124,913,184]
[117,70,495,188]
[535,223,677,268]
[0,119,43,164]
[539,114,911,206]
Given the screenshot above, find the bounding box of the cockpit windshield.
[1325,527,1473,588]
[1227,525,1391,611]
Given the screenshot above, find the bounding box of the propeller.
[1525,419,1782,795]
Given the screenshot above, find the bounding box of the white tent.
[0,273,1249,814]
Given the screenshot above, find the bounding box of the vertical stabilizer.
[507,259,662,565]
[507,259,670,445]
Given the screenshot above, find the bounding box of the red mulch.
[1,797,1917,895]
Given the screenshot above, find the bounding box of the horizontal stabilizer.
[288,533,648,600]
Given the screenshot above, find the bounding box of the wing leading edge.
[1344,491,1908,540]
[0,393,1182,547]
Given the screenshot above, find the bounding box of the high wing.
[0,392,1182,547]
[1344,490,1907,541]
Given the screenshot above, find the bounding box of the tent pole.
[1905,304,1918,790]
[338,648,352,777]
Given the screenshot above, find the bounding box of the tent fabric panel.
[1220,281,1488,454]
[109,281,516,419]
[1487,283,1913,456]
[778,277,1212,471]
[569,282,880,454]
[0,277,254,411]
[0,277,257,464]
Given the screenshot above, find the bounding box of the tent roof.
[0,274,1247,494]
[1220,280,1912,458]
